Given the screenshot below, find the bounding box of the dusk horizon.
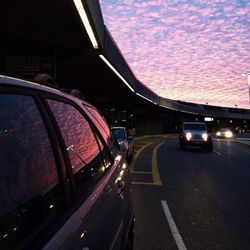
[100,0,250,109]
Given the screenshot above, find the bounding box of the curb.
[234,140,250,147]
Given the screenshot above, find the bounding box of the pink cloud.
[100,0,250,108]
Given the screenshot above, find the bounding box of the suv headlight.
[225,131,233,138]
[216,131,221,136]
[185,132,192,141]
[202,133,208,141]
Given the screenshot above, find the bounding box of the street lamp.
[243,72,250,105]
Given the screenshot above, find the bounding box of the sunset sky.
[99,0,250,108]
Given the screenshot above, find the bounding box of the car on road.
[111,127,134,160]
[179,122,213,152]
[216,128,233,138]
[0,75,134,250]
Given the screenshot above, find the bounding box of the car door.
[44,97,127,250]
[0,88,71,250]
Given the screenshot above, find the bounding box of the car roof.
[111,127,126,130]
[0,74,94,108]
[183,122,206,125]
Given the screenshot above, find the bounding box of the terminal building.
[1,0,250,134]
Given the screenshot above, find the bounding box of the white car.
[179,122,213,152]
[216,128,233,138]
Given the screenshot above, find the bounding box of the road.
[129,135,250,250]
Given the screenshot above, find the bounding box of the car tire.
[180,142,186,151]
[126,152,131,161]
[125,219,134,250]
[206,143,213,152]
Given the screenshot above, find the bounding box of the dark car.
[179,122,213,152]
[111,127,134,160]
[0,75,134,250]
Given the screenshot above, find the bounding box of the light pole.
[243,72,250,106]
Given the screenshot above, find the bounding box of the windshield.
[112,128,126,141]
[183,124,206,131]
[220,128,231,132]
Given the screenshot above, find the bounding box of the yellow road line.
[130,142,153,172]
[152,142,165,186]
[130,171,152,174]
[131,181,162,186]
[130,141,165,186]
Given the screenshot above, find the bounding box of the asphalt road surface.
[129,135,250,250]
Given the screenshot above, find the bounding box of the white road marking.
[161,200,187,250]
[214,150,222,155]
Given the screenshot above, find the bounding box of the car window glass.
[47,100,109,199]
[112,128,126,141]
[84,106,117,153]
[184,124,206,130]
[0,94,64,249]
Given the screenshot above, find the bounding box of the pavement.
[131,134,250,250]
[135,133,250,146]
[234,138,250,147]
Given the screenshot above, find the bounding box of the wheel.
[206,143,213,152]
[180,143,186,151]
[125,218,134,250]
[126,152,130,161]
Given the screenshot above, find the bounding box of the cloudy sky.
[99,0,250,108]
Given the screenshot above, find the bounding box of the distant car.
[235,127,245,134]
[112,127,134,160]
[216,128,233,138]
[179,122,213,152]
[0,75,134,250]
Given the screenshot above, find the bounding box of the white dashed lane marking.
[214,150,222,156]
[161,200,187,250]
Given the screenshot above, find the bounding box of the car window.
[112,128,126,141]
[47,99,110,202]
[183,123,206,130]
[221,128,230,131]
[0,94,65,249]
[84,106,117,153]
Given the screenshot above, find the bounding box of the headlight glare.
[186,132,192,141]
[225,131,233,138]
[202,133,208,141]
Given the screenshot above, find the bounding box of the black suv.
[0,75,134,250]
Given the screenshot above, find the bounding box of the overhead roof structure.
[73,0,250,119]
[1,0,250,120]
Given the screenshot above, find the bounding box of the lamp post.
[243,72,250,106]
